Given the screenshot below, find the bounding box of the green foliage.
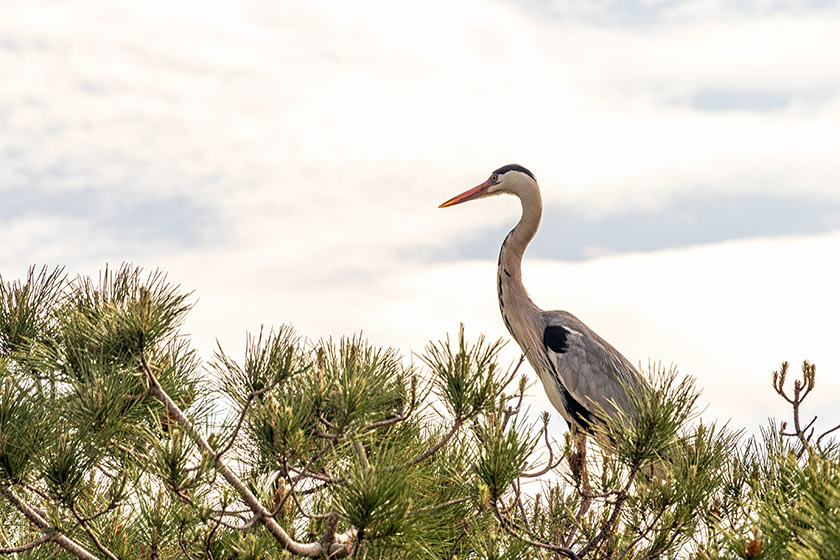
[422,324,511,419]
[0,372,49,481]
[473,409,538,501]
[600,363,701,471]
[0,265,64,355]
[333,447,414,542]
[0,265,837,560]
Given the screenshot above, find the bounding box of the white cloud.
[1,0,839,437]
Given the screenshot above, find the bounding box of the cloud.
[1,0,839,435]
[447,190,840,261]
[1,186,219,250]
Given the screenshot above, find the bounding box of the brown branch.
[400,416,464,468]
[0,533,56,553]
[0,486,101,560]
[139,350,354,558]
[70,503,119,560]
[286,464,345,485]
[513,479,532,533]
[447,522,468,560]
[817,422,840,450]
[318,413,338,430]
[522,416,561,478]
[282,458,335,521]
[286,437,339,485]
[123,389,152,402]
[501,356,527,432]
[493,502,580,560]
[315,429,340,441]
[576,466,637,558]
[364,413,408,431]
[617,505,669,560]
[177,517,198,560]
[409,497,471,516]
[216,374,289,459]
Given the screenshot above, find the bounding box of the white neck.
[497,185,543,337]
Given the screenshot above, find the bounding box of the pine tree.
[0,265,835,559]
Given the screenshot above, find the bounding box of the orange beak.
[438,178,494,208]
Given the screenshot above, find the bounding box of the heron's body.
[440,164,642,432]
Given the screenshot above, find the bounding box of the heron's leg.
[567,428,588,485]
[563,428,592,548]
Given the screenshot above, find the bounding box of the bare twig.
[286,438,339,485]
[617,505,669,560]
[501,356,527,432]
[315,430,340,442]
[513,479,532,533]
[318,413,338,431]
[123,389,152,402]
[286,464,344,485]
[282,458,336,521]
[177,518,198,560]
[447,521,469,560]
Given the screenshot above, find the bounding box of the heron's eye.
[491,173,499,183]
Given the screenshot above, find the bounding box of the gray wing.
[539,310,642,428]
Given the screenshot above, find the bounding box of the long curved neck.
[497,186,543,336]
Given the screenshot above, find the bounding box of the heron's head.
[439,164,537,208]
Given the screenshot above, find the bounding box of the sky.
[1,0,839,438]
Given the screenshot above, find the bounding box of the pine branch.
[817,422,840,450]
[140,349,355,558]
[216,371,289,459]
[493,502,580,560]
[0,486,101,560]
[576,465,638,558]
[0,533,56,554]
[364,412,408,431]
[409,497,471,515]
[521,413,561,478]
[775,361,819,457]
[69,503,119,560]
[401,415,464,468]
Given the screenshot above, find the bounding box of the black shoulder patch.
[493,163,535,181]
[543,325,570,354]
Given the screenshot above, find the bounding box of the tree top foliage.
[0,264,837,559]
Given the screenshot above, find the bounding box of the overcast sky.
[2,0,839,437]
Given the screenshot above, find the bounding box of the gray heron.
[439,164,643,434]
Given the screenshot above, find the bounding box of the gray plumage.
[440,164,643,432]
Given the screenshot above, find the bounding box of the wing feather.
[539,310,641,425]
